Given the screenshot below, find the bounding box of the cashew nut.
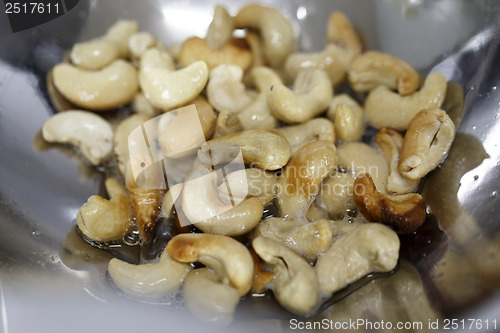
[131,92,161,116]
[234,4,294,68]
[327,94,365,142]
[160,183,183,218]
[166,233,254,296]
[348,51,419,95]
[251,249,275,293]
[139,48,208,111]
[375,127,419,194]
[206,65,255,113]
[213,110,244,138]
[178,37,252,71]
[42,110,113,165]
[399,108,456,180]
[268,70,333,124]
[275,118,335,154]
[46,70,76,112]
[218,168,277,206]
[128,32,157,60]
[317,171,355,218]
[108,249,191,298]
[365,72,447,130]
[316,223,399,294]
[353,173,426,234]
[252,237,320,315]
[244,32,265,69]
[206,5,234,51]
[70,20,138,70]
[207,130,291,170]
[337,141,389,193]
[77,178,133,242]
[52,60,139,111]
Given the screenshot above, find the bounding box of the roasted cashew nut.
[275,118,335,154]
[316,223,400,294]
[108,249,191,298]
[365,72,447,130]
[317,171,355,218]
[327,94,365,142]
[206,5,234,50]
[252,237,320,315]
[348,51,419,95]
[399,108,456,180]
[234,4,294,68]
[268,70,333,124]
[375,127,419,194]
[139,48,209,111]
[42,110,113,165]
[52,60,139,111]
[77,178,133,242]
[353,173,426,234]
[166,233,254,296]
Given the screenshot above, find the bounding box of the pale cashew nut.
[399,108,456,180]
[317,172,355,218]
[327,94,365,142]
[206,5,234,50]
[70,20,138,70]
[353,173,426,234]
[52,60,139,111]
[348,51,419,95]
[268,70,333,124]
[275,118,335,154]
[42,110,113,165]
[375,127,419,194]
[132,92,161,116]
[166,233,254,296]
[316,223,399,294]
[217,168,277,206]
[160,183,183,218]
[207,130,291,170]
[252,237,320,315]
[365,72,447,130]
[46,70,76,112]
[139,48,208,111]
[108,249,191,298]
[77,178,133,242]
[234,4,294,68]
[128,32,157,60]
[213,110,244,138]
[244,32,265,69]
[207,65,255,113]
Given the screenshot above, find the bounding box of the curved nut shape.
[206,5,234,50]
[77,178,133,242]
[251,250,275,293]
[46,70,77,112]
[213,110,244,138]
[375,127,419,194]
[244,32,265,69]
[268,70,333,124]
[208,130,291,170]
[128,32,157,59]
[337,141,389,193]
[52,60,138,111]
[365,72,447,130]
[399,108,456,180]
[184,268,240,326]
[42,110,113,165]
[139,48,209,111]
[252,237,320,315]
[348,51,419,95]
[234,4,294,68]
[179,37,252,71]
[160,183,183,218]
[327,94,365,142]
[218,168,277,206]
[316,223,399,294]
[317,172,355,218]
[207,65,254,113]
[326,11,362,56]
[275,118,335,154]
[108,249,191,298]
[70,20,138,70]
[166,233,254,296]
[353,173,426,234]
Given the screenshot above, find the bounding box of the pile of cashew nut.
[41,4,458,325]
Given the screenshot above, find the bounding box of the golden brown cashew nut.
[316,223,399,294]
[205,5,234,50]
[327,94,365,142]
[375,127,419,194]
[268,70,333,124]
[213,111,244,138]
[77,178,133,242]
[252,237,320,315]
[275,118,335,154]
[52,60,138,111]
[348,51,419,95]
[167,233,254,296]
[353,173,426,234]
[399,108,456,180]
[207,130,291,170]
[139,48,209,111]
[284,12,361,86]
[317,171,355,218]
[108,249,191,298]
[234,4,294,68]
[365,72,447,130]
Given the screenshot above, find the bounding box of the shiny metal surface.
[0,0,499,332]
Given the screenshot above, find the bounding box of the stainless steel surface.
[0,0,499,332]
